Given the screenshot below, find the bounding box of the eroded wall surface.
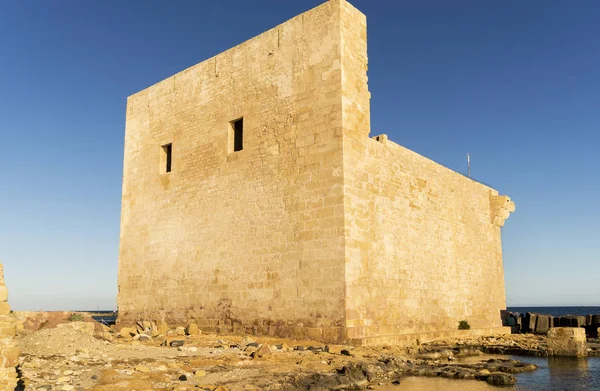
[343,136,508,341]
[118,0,349,341]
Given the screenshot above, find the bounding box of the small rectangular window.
[162,143,172,173]
[229,118,244,153]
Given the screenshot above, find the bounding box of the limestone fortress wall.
[117,0,514,344]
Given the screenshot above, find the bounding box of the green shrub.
[458,320,471,330]
[68,313,84,322]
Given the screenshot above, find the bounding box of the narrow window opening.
[162,143,172,173]
[230,118,244,152]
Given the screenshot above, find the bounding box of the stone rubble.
[0,264,20,390]
[12,318,555,390]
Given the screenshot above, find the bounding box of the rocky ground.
[11,319,559,391]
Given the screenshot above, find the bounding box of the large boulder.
[185,323,200,336]
[547,327,587,357]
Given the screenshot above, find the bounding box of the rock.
[176,326,186,336]
[185,323,200,335]
[139,334,152,341]
[57,321,95,336]
[158,321,170,335]
[547,327,587,357]
[119,327,135,338]
[178,346,198,352]
[194,370,207,377]
[417,352,442,360]
[170,340,185,347]
[255,343,272,358]
[179,374,187,381]
[95,330,113,341]
[134,364,151,373]
[592,314,600,326]
[341,349,352,356]
[477,369,491,377]
[240,336,254,348]
[324,345,342,354]
[486,372,516,386]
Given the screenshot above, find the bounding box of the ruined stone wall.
[0,265,19,389]
[118,0,349,341]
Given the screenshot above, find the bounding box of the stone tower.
[118,0,514,344]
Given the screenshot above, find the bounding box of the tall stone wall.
[119,0,349,341]
[343,134,509,341]
[0,265,19,389]
[335,0,511,343]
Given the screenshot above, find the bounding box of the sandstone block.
[176,326,186,336]
[185,323,200,336]
[119,327,135,338]
[547,327,587,357]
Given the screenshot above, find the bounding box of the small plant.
[68,313,84,322]
[458,320,471,330]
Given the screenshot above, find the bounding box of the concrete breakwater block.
[534,315,551,334]
[524,313,537,333]
[547,328,587,357]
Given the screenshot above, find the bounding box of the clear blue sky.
[1,0,598,310]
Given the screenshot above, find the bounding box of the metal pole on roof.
[467,153,471,178]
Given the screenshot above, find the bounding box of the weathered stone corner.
[490,195,515,227]
[0,264,19,389]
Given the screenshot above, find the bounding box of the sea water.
[380,307,600,390]
[376,356,600,390]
